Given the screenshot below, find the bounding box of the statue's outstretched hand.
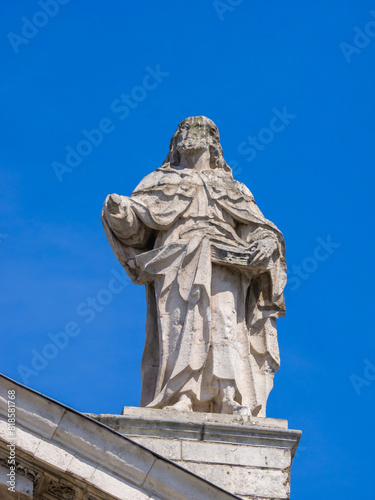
[248,238,277,266]
[105,193,129,216]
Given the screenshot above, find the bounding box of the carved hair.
[162,116,232,174]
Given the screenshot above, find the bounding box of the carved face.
[166,116,228,172]
[176,117,213,155]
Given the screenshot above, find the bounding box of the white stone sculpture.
[102,116,286,416]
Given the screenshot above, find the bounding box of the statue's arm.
[247,235,279,266]
[238,224,281,268]
[102,193,149,245]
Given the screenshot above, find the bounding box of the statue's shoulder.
[231,178,255,200]
[132,167,182,194]
[214,172,255,202]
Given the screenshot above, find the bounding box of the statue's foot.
[164,393,193,412]
[222,399,252,416]
[232,405,252,416]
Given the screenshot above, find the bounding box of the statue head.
[162,116,232,173]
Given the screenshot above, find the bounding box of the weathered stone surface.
[131,436,182,461]
[181,441,290,469]
[53,410,157,485]
[102,116,287,417]
[174,463,290,499]
[144,459,235,500]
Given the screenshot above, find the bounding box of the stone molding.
[96,407,300,457]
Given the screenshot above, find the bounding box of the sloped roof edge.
[0,374,239,500]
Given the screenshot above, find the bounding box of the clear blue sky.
[1,1,375,498]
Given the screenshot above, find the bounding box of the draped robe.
[102,165,286,416]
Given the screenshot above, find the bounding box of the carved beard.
[176,137,208,155]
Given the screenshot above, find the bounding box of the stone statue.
[101,116,286,416]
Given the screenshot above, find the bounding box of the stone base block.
[90,408,301,500]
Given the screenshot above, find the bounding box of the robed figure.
[102,116,286,416]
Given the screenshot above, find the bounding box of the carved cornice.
[0,454,42,482]
[44,478,77,500]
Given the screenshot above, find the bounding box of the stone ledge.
[90,407,301,457]
[121,407,289,429]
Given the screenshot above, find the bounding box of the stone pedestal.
[91,408,301,500]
